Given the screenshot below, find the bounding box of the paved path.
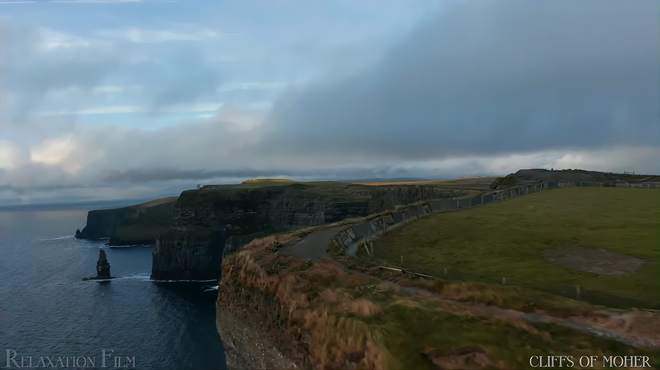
[279,226,344,261]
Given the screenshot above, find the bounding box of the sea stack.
[96,249,111,279]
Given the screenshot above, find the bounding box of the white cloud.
[0,1,37,4]
[217,81,288,93]
[51,0,143,4]
[37,102,223,116]
[29,135,77,170]
[37,28,94,50]
[91,84,141,95]
[0,141,24,170]
[97,26,225,44]
[38,105,144,116]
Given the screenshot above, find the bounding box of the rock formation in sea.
[83,249,112,281]
[96,249,111,279]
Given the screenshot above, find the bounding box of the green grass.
[374,188,660,308]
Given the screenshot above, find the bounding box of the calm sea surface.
[0,206,226,370]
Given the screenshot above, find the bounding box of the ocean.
[0,206,226,370]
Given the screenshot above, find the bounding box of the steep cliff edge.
[217,234,391,369]
[151,228,224,280]
[75,197,177,245]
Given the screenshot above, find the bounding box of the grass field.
[374,187,660,308]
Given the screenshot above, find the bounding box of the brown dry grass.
[220,239,391,369]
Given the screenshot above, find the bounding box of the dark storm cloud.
[266,0,660,160]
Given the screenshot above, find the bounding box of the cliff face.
[158,183,461,280]
[76,208,124,240]
[151,228,224,280]
[79,182,465,280]
[168,183,464,257]
[173,183,463,229]
[75,197,176,245]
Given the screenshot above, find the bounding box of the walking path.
[279,226,344,260]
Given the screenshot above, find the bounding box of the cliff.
[149,182,466,280]
[217,234,392,369]
[151,228,224,280]
[492,168,660,189]
[75,197,177,245]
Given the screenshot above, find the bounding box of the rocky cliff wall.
[151,228,224,280]
[80,182,467,280]
[76,208,124,240]
[154,183,464,280]
[75,198,176,245]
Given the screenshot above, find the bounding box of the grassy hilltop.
[374,187,660,308]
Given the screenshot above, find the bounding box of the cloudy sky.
[0,0,658,205]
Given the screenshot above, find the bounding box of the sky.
[0,0,658,205]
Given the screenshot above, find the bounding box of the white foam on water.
[39,235,74,241]
[203,285,219,292]
[82,273,217,283]
[113,273,152,281]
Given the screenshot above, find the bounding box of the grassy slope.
[374,187,660,308]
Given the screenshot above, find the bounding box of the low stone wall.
[331,203,433,256]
